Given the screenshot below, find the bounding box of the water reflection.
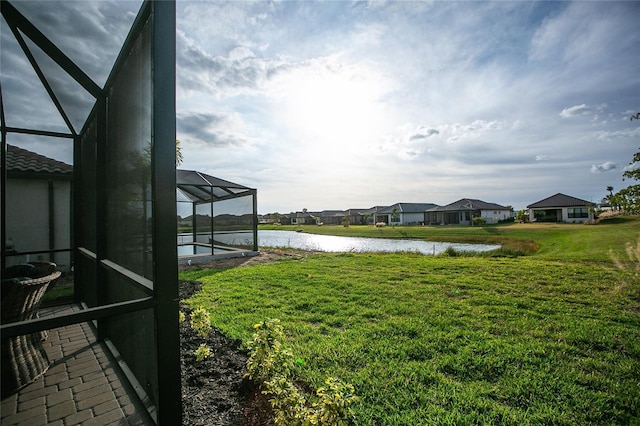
[258,230,500,255]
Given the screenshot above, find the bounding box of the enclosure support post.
[252,189,258,251]
[95,95,108,342]
[1,108,6,272]
[151,1,181,423]
[210,187,214,256]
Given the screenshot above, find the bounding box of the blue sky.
[2,1,639,213]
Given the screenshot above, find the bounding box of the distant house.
[527,193,594,223]
[5,144,72,271]
[261,213,282,224]
[360,206,389,225]
[290,206,386,225]
[377,202,439,225]
[425,198,512,225]
[344,208,370,225]
[316,210,345,225]
[287,211,317,225]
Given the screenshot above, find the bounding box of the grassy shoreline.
[260,216,640,263]
[182,217,640,424]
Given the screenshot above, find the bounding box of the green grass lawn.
[182,217,640,425]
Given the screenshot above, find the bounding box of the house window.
[568,207,588,218]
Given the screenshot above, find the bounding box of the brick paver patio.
[1,305,154,425]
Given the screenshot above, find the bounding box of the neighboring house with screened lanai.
[527,193,595,223]
[425,198,512,225]
[377,202,439,225]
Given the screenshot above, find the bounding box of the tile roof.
[6,144,72,176]
[318,210,346,217]
[527,193,594,209]
[361,206,389,214]
[344,208,369,215]
[427,198,509,212]
[377,202,439,214]
[288,211,316,218]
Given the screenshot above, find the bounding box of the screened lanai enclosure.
[177,170,258,262]
[1,1,180,424]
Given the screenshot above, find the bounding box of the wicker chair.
[1,262,61,396]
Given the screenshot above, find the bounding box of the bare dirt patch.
[178,249,308,272]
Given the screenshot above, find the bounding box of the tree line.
[605,147,639,214]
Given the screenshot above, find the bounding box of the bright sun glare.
[270,59,392,155]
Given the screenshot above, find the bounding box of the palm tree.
[176,139,184,167]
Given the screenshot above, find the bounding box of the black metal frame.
[1,1,180,423]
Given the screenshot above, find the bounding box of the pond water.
[258,230,500,255]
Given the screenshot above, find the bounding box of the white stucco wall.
[480,209,511,224]
[6,178,72,271]
[53,180,72,270]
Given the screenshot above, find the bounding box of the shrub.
[442,246,460,257]
[314,377,359,425]
[472,216,486,225]
[246,319,358,425]
[264,376,311,424]
[194,343,211,362]
[190,307,212,339]
[515,209,529,223]
[246,319,295,382]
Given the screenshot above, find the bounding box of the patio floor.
[1,305,154,426]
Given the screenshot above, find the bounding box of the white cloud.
[529,2,638,70]
[560,104,591,118]
[177,111,255,148]
[590,162,617,173]
[596,127,640,141]
[409,127,440,141]
[177,31,290,98]
[444,120,508,144]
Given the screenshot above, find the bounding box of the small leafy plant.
[190,307,212,338]
[246,318,358,425]
[246,319,295,381]
[194,343,211,362]
[186,307,213,363]
[314,377,359,426]
[264,376,311,424]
